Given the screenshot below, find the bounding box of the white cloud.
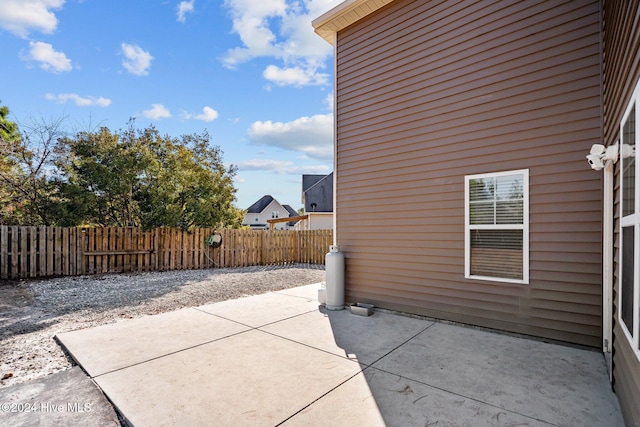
[121,42,153,76]
[177,0,195,23]
[182,106,219,122]
[0,0,64,38]
[235,159,330,175]
[263,65,328,87]
[23,41,72,72]
[236,159,293,172]
[45,93,111,107]
[195,106,219,121]
[247,113,333,161]
[143,104,171,119]
[222,0,286,68]
[323,91,334,111]
[222,0,341,87]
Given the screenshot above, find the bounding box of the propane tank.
[325,245,345,310]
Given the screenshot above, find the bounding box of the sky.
[0,0,342,211]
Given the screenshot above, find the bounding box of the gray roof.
[283,204,298,217]
[246,195,275,213]
[303,173,333,213]
[302,175,326,192]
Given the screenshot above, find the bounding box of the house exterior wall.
[294,213,332,231]
[604,1,640,425]
[309,213,333,230]
[243,212,262,228]
[334,0,603,346]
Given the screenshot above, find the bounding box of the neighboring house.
[296,173,334,230]
[314,0,639,424]
[242,195,298,230]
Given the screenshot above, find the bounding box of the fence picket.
[100,227,107,273]
[141,229,148,272]
[123,227,130,272]
[10,226,18,276]
[0,226,8,279]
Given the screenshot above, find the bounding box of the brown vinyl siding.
[335,0,602,347]
[604,1,640,425]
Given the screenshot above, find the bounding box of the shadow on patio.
[310,306,623,426]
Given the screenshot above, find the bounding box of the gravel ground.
[0,264,325,388]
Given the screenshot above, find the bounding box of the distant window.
[620,92,640,361]
[465,170,529,284]
[255,218,259,222]
[271,211,279,218]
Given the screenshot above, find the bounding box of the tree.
[0,103,19,143]
[0,110,244,228]
[0,102,20,223]
[0,104,65,225]
[134,127,244,229]
[55,126,147,226]
[55,123,244,229]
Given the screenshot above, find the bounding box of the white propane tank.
[325,245,345,310]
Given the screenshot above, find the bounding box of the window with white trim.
[465,170,529,284]
[620,85,640,361]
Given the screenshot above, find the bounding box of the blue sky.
[0,0,341,211]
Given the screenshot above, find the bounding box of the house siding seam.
[334,0,602,347]
[604,0,640,425]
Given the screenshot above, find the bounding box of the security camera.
[587,153,605,171]
[586,143,620,170]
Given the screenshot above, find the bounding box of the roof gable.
[302,175,327,192]
[313,0,396,44]
[303,173,333,212]
[246,195,275,213]
[283,204,298,217]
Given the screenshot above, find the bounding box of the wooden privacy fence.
[0,226,332,280]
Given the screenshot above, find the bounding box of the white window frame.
[619,80,640,362]
[464,169,529,284]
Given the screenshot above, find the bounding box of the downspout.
[603,160,613,381]
[587,141,629,381]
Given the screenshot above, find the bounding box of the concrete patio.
[54,283,623,426]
